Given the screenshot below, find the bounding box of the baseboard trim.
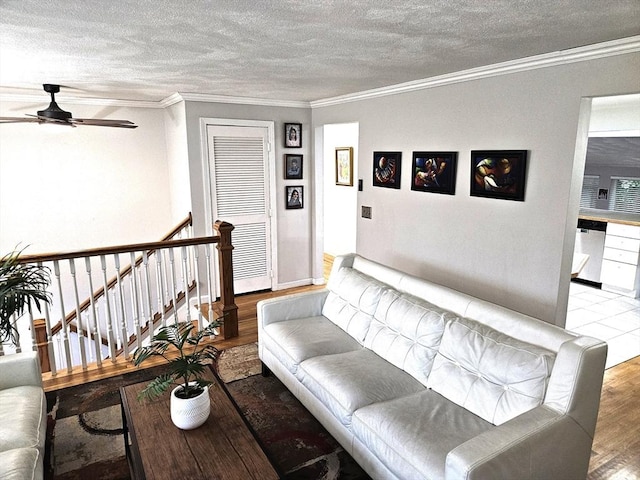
[571,278,602,289]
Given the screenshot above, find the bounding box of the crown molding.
[0,92,161,109]
[310,36,640,108]
[163,92,310,109]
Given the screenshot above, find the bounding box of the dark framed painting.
[286,186,303,209]
[285,154,303,179]
[411,152,457,195]
[335,147,353,186]
[284,123,302,148]
[373,151,402,189]
[470,150,527,201]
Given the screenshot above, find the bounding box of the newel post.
[34,319,51,373]
[214,221,238,339]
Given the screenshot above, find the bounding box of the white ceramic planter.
[170,383,211,430]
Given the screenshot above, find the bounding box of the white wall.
[163,101,192,224]
[323,123,359,256]
[182,101,313,287]
[312,52,640,326]
[0,101,173,254]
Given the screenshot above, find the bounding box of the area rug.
[45,343,370,479]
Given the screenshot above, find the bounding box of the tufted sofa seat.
[0,351,47,480]
[258,254,607,480]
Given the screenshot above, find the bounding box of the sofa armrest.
[257,289,329,328]
[445,405,593,480]
[0,351,43,390]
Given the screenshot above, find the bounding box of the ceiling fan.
[0,84,138,128]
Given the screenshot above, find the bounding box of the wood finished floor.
[46,255,639,479]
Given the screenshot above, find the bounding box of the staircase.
[0,215,238,379]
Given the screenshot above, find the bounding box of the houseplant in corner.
[0,248,51,346]
[132,319,222,430]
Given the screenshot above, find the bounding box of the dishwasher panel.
[574,219,607,286]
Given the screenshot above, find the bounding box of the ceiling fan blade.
[0,116,42,124]
[2,84,139,128]
[70,118,138,128]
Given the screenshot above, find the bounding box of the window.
[609,177,640,214]
[580,175,599,209]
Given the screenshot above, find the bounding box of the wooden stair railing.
[14,219,236,377]
[48,212,193,341]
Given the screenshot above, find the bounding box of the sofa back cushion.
[364,290,458,385]
[322,267,389,343]
[427,317,556,425]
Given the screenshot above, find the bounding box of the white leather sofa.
[0,351,47,480]
[258,254,607,480]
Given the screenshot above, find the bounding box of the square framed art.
[284,123,302,148]
[470,150,527,201]
[335,147,353,186]
[286,186,303,209]
[285,154,303,179]
[411,152,457,195]
[373,151,402,189]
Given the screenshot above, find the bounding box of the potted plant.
[132,319,222,430]
[0,249,51,345]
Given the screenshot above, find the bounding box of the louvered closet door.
[207,125,273,294]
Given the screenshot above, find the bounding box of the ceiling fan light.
[37,101,72,121]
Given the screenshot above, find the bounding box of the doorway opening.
[322,123,359,257]
[567,93,640,369]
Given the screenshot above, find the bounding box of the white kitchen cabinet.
[601,222,640,297]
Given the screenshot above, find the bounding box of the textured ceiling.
[0,0,639,103]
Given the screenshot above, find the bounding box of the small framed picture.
[285,154,303,179]
[286,186,303,209]
[335,147,354,186]
[373,151,402,189]
[284,123,302,148]
[470,150,527,201]
[411,152,457,195]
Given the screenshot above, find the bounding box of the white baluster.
[113,254,129,359]
[204,244,218,335]
[42,299,57,375]
[142,251,154,336]
[130,252,142,351]
[85,257,102,367]
[168,248,178,324]
[181,246,191,325]
[193,245,203,330]
[100,255,116,362]
[68,259,88,370]
[155,250,167,328]
[53,260,73,372]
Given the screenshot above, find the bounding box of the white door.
[205,122,276,294]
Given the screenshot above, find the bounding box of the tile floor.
[566,281,640,369]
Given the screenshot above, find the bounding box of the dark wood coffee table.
[120,368,280,480]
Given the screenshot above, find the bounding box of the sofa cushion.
[297,349,425,427]
[0,448,42,480]
[0,386,46,451]
[352,389,492,480]
[322,267,389,343]
[365,290,457,385]
[261,316,362,374]
[427,317,555,425]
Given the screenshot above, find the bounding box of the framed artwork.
[373,151,402,189]
[285,154,303,179]
[335,147,354,186]
[470,150,528,201]
[284,123,302,148]
[286,186,303,209]
[411,152,458,195]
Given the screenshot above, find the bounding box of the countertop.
[579,209,640,227]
